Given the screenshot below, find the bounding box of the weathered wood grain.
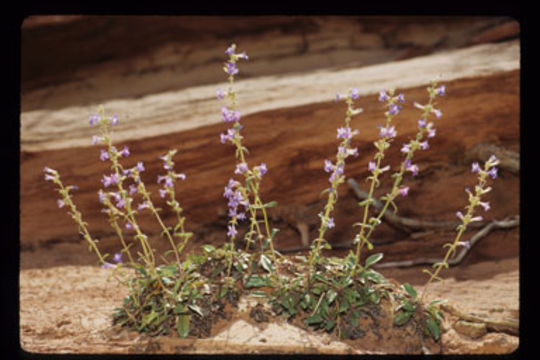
[20,68,520,261]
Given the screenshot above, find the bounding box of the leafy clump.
[44,43,499,346]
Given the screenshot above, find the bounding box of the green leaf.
[249,291,268,298]
[245,275,267,288]
[259,254,274,273]
[365,253,383,268]
[264,201,278,208]
[176,314,190,338]
[188,304,204,317]
[202,244,215,255]
[402,283,418,299]
[174,304,186,314]
[426,318,440,341]
[326,289,338,305]
[325,320,336,332]
[305,314,323,325]
[394,311,414,326]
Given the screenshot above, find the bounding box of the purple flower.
[227,224,237,238]
[337,127,354,139]
[379,90,390,102]
[113,252,123,263]
[98,190,106,203]
[225,62,239,75]
[128,184,137,195]
[89,113,100,125]
[325,217,335,229]
[92,135,101,145]
[427,128,436,138]
[397,93,405,103]
[225,44,236,55]
[44,173,55,181]
[398,186,409,197]
[479,201,490,212]
[101,262,116,269]
[350,88,360,100]
[120,146,130,157]
[379,125,397,139]
[456,211,464,221]
[221,107,241,123]
[324,160,334,173]
[432,108,442,119]
[100,149,109,161]
[101,173,120,188]
[110,115,119,126]
[257,163,267,177]
[57,199,65,208]
[137,202,149,211]
[116,197,126,209]
[368,161,376,173]
[388,104,402,115]
[159,188,168,198]
[176,173,187,181]
[347,147,359,157]
[136,162,145,172]
[125,222,133,230]
[418,119,427,129]
[404,160,418,176]
[235,162,248,174]
[487,167,498,179]
[419,141,429,150]
[457,240,470,249]
[471,162,480,173]
[435,85,446,96]
[401,143,411,154]
[335,92,343,102]
[216,88,225,100]
[236,212,247,221]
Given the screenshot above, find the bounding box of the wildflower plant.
[43,43,503,346]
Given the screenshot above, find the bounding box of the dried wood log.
[20,41,520,255]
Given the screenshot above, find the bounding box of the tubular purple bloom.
[137,202,149,211]
[427,128,436,138]
[347,147,359,157]
[136,161,145,172]
[89,113,100,125]
[379,125,397,139]
[110,115,119,126]
[236,212,247,221]
[379,90,390,102]
[92,135,101,145]
[100,149,109,161]
[113,252,123,263]
[368,161,376,172]
[435,85,446,96]
[116,198,126,209]
[456,211,464,221]
[324,160,334,173]
[98,190,106,203]
[257,163,267,176]
[225,44,236,55]
[388,104,402,115]
[221,107,241,123]
[125,222,133,230]
[418,119,427,129]
[479,201,490,212]
[351,88,360,100]
[176,173,187,181]
[397,93,405,103]
[432,108,442,119]
[326,217,335,229]
[227,224,237,238]
[398,186,409,197]
[419,141,429,150]
[44,173,55,181]
[216,88,225,100]
[57,199,65,208]
[401,143,411,154]
[487,167,498,179]
[337,127,354,139]
[404,160,419,176]
[120,146,130,157]
[471,162,480,173]
[457,240,470,249]
[235,162,248,174]
[129,184,137,195]
[225,62,239,75]
[159,188,168,198]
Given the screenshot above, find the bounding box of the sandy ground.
[19,257,519,355]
